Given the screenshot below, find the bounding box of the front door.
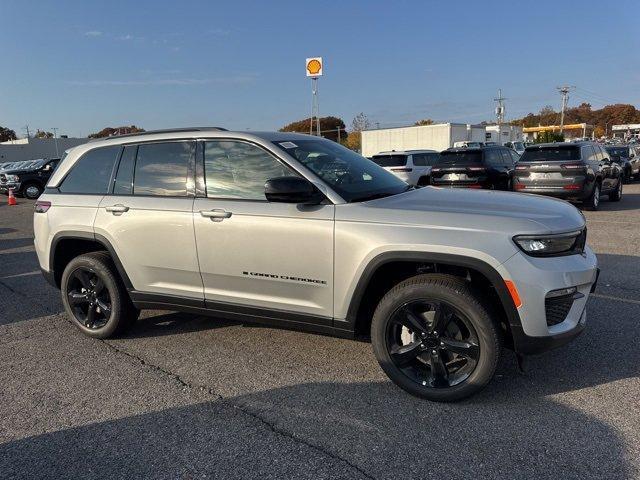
[192,139,334,321]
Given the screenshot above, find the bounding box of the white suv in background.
[370,150,441,186]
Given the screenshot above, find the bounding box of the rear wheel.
[371,274,501,402]
[61,252,139,339]
[585,182,600,210]
[609,177,623,202]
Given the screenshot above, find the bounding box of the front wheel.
[371,274,501,402]
[23,183,43,199]
[61,252,139,338]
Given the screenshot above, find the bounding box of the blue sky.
[1,0,639,137]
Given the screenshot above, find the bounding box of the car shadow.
[0,379,632,479]
[0,236,34,252]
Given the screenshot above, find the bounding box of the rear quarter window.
[371,155,408,167]
[59,146,120,194]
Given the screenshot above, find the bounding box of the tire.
[609,177,623,202]
[371,274,501,402]
[585,182,601,211]
[61,251,139,339]
[417,176,430,187]
[22,182,43,199]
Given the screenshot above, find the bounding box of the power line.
[494,89,506,127]
[557,85,575,134]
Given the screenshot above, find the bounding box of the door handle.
[200,209,232,222]
[105,204,129,215]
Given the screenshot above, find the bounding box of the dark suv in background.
[513,142,622,210]
[429,145,519,190]
[604,145,639,182]
[0,158,60,199]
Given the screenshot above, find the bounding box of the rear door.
[596,145,615,190]
[192,139,334,320]
[431,150,485,187]
[94,141,203,299]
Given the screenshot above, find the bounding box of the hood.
[337,186,585,234]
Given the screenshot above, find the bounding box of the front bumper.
[500,247,598,355]
[0,182,20,194]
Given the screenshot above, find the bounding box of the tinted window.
[59,146,120,194]
[594,146,606,161]
[439,150,482,164]
[606,147,629,157]
[508,149,520,163]
[520,146,580,162]
[204,140,293,200]
[134,142,192,196]
[371,154,408,167]
[412,153,440,166]
[484,149,503,166]
[113,145,136,195]
[273,139,408,203]
[500,149,513,165]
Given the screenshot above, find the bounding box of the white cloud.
[84,31,102,37]
[118,34,133,41]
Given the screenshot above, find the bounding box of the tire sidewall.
[371,278,500,402]
[61,255,124,339]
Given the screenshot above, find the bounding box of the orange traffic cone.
[8,188,17,206]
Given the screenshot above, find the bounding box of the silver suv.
[34,128,599,402]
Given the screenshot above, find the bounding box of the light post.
[51,127,59,157]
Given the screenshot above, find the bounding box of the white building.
[361,123,487,157]
[0,137,88,162]
[484,124,523,144]
[611,124,640,140]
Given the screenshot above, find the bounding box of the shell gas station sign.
[306,57,323,77]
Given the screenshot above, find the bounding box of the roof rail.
[111,127,228,139]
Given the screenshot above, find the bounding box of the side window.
[425,153,441,166]
[509,149,520,164]
[484,148,502,166]
[500,149,512,165]
[203,140,294,200]
[134,142,192,197]
[113,145,136,195]
[59,146,120,194]
[412,154,426,166]
[597,146,608,161]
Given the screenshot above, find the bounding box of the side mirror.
[265,176,323,204]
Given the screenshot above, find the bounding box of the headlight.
[513,229,585,257]
[5,174,19,182]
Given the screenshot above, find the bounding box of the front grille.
[545,295,574,326]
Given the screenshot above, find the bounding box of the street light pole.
[51,127,59,157]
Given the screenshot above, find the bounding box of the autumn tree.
[0,126,17,142]
[341,113,372,152]
[35,130,54,138]
[279,116,346,142]
[88,125,145,138]
[414,119,435,126]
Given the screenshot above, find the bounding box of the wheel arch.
[50,231,133,290]
[345,251,521,346]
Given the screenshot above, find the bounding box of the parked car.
[371,150,441,186]
[604,145,639,182]
[504,141,525,156]
[513,142,622,210]
[452,141,484,148]
[34,128,599,402]
[430,145,519,190]
[0,158,60,199]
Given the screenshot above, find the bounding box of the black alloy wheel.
[67,267,112,329]
[386,300,479,388]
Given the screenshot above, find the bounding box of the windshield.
[520,146,580,162]
[273,139,409,202]
[605,147,628,158]
[371,154,408,167]
[439,150,482,165]
[512,142,524,150]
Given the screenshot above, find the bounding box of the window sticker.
[279,141,298,149]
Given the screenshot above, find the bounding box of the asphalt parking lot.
[1,187,639,480]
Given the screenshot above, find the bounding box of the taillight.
[515,165,528,170]
[467,167,485,171]
[431,167,441,172]
[563,184,582,190]
[561,163,585,170]
[390,167,413,172]
[515,183,526,190]
[34,200,51,213]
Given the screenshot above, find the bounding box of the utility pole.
[557,85,575,135]
[51,127,59,157]
[23,124,31,138]
[494,89,506,144]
